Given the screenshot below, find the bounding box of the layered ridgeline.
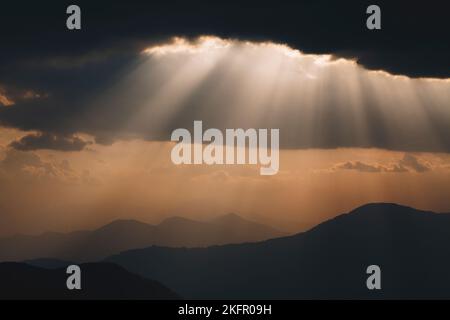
[0,262,178,300]
[0,214,285,262]
[106,203,450,299]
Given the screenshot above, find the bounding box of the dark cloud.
[9,133,90,152]
[1,0,449,81]
[0,37,449,153]
[0,1,449,152]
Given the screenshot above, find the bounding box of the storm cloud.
[0,1,449,152]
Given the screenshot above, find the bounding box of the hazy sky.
[0,134,449,235]
[0,1,449,236]
[0,36,449,236]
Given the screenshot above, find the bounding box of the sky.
[0,1,449,236]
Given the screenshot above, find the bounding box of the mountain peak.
[96,219,154,232]
[209,213,253,227]
[352,202,408,211]
[0,214,285,262]
[106,203,450,300]
[348,203,432,217]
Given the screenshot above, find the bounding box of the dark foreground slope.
[0,262,179,300]
[107,203,450,299]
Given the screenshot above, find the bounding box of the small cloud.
[331,153,431,174]
[0,148,42,172]
[0,92,14,107]
[384,164,409,173]
[9,132,91,152]
[0,85,46,107]
[22,90,46,100]
[0,149,79,183]
[335,161,383,173]
[398,153,430,173]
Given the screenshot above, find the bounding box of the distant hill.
[106,203,450,299]
[0,214,285,262]
[0,262,179,300]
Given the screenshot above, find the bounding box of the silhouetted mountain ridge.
[97,219,156,233]
[0,213,285,262]
[106,203,450,299]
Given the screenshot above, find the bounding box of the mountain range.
[106,203,450,299]
[0,213,285,262]
[2,203,450,299]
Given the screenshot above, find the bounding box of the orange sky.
[1,37,449,236]
[1,129,449,236]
